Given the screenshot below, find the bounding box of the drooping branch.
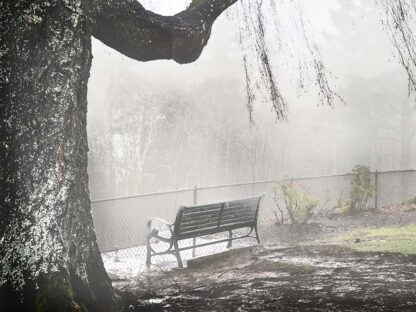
[232,0,342,122]
[378,0,416,102]
[235,0,287,121]
[92,0,237,64]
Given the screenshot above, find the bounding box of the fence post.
[374,171,379,209]
[193,185,198,205]
[192,185,198,257]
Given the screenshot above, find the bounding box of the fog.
[87,0,416,200]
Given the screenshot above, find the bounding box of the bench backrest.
[173,194,265,240]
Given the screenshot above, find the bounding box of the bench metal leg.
[254,225,261,244]
[227,230,232,248]
[146,235,152,269]
[173,242,183,268]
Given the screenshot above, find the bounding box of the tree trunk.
[0,1,115,311]
[1,0,237,310]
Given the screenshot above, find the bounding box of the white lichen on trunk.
[1,0,95,295]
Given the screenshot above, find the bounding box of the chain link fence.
[92,170,416,271]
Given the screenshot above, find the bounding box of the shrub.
[349,165,375,213]
[333,196,350,215]
[319,193,350,218]
[272,180,320,224]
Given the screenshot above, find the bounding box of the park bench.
[146,193,265,268]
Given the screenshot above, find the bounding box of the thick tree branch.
[92,0,237,64]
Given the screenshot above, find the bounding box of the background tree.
[0,0,238,310]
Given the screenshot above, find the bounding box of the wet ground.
[260,203,416,246]
[117,205,416,311]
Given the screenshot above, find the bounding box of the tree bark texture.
[0,0,237,310]
[92,0,237,63]
[0,1,115,311]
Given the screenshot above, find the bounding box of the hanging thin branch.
[378,0,416,103]
[231,0,343,122]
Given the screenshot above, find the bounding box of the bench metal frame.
[146,193,265,268]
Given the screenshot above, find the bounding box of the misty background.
[86,0,416,200]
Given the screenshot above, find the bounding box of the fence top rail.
[91,169,416,204]
[91,188,195,204]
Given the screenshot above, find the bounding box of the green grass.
[321,224,416,255]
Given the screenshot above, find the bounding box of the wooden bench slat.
[182,204,222,214]
[177,226,220,238]
[221,214,256,221]
[180,217,220,228]
[183,207,221,216]
[227,199,259,207]
[181,210,221,221]
[222,209,256,216]
[221,214,256,223]
[222,207,256,216]
[224,206,254,211]
[225,204,257,213]
[177,221,255,240]
[226,201,258,208]
[181,214,220,222]
[222,208,257,216]
[180,216,256,235]
[179,223,219,233]
[181,205,256,223]
[220,216,257,226]
[227,201,258,207]
[179,220,220,231]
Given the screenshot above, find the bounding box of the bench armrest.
[147,217,174,236]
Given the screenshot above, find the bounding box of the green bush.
[349,165,375,213]
[272,180,319,224]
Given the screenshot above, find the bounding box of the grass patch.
[321,224,416,255]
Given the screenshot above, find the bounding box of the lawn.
[322,224,416,255]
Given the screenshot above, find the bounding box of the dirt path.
[118,206,416,311]
[120,244,416,311]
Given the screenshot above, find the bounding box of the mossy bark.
[1,1,116,310]
[0,0,237,310]
[1,271,115,311]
